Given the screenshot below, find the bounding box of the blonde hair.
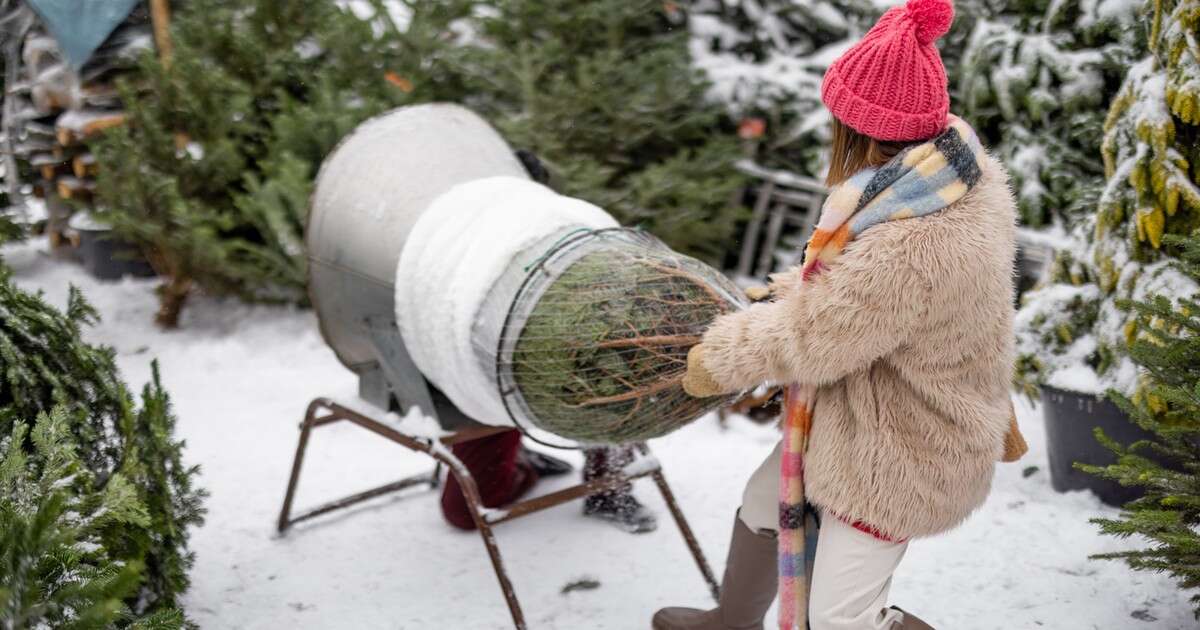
[824,118,909,187]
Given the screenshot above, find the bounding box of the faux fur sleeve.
[700,229,932,390]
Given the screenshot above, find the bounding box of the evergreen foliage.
[95,0,744,323]
[0,268,126,479]
[687,0,880,175]
[93,0,475,326]
[470,0,745,262]
[1014,0,1200,397]
[687,0,1144,232]
[1082,233,1200,617]
[510,232,743,442]
[0,261,205,622]
[956,0,1143,228]
[0,408,181,629]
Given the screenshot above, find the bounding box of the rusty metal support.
[277,397,718,629]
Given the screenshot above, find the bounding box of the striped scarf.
[777,115,985,629]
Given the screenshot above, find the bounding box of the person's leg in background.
[582,444,657,533]
[440,428,537,530]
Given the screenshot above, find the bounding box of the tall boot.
[653,512,777,630]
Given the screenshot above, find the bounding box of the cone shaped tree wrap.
[396,176,745,443]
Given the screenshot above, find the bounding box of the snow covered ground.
[4,237,1195,629]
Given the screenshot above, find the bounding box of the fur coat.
[701,153,1018,540]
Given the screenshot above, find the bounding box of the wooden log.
[83,114,125,138]
[72,154,98,178]
[56,176,94,200]
[31,153,69,180]
[56,111,127,146]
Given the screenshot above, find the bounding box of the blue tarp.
[26,0,141,70]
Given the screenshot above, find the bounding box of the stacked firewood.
[9,5,152,247]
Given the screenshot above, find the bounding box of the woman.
[653,0,1026,628]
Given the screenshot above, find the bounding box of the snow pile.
[1016,212,1200,397]
[395,176,617,425]
[1016,282,1105,394]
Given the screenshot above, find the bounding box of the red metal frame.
[277,398,719,629]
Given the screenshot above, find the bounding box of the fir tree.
[102,365,205,613]
[470,0,745,263]
[1082,234,1200,616]
[957,0,1143,228]
[0,260,206,616]
[0,408,187,629]
[687,0,880,175]
[1015,0,1200,398]
[0,268,126,478]
[93,0,475,326]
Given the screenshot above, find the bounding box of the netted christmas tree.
[0,259,206,620]
[686,0,881,175]
[1081,233,1200,616]
[94,0,475,326]
[1014,0,1200,398]
[956,0,1144,228]
[468,0,745,263]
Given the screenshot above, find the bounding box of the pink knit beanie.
[821,0,955,142]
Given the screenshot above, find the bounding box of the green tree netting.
[496,229,746,443]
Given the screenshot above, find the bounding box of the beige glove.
[681,344,728,398]
[744,285,772,302]
[1001,409,1028,462]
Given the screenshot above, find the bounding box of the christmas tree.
[1082,234,1200,616]
[0,408,187,629]
[0,259,206,618]
[956,0,1144,228]
[1014,0,1200,399]
[469,0,745,263]
[93,0,475,326]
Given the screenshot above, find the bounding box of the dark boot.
[583,491,657,534]
[652,513,777,630]
[517,446,573,477]
[582,445,657,534]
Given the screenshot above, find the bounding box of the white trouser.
[739,441,910,630]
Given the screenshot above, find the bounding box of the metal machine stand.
[277,398,720,630]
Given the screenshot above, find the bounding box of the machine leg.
[445,462,528,630]
[651,469,720,601]
[277,399,714,626]
[278,401,322,533]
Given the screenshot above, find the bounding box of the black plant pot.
[1041,384,1157,507]
[73,224,155,281]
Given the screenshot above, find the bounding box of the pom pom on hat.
[906,0,954,45]
[819,0,955,141]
